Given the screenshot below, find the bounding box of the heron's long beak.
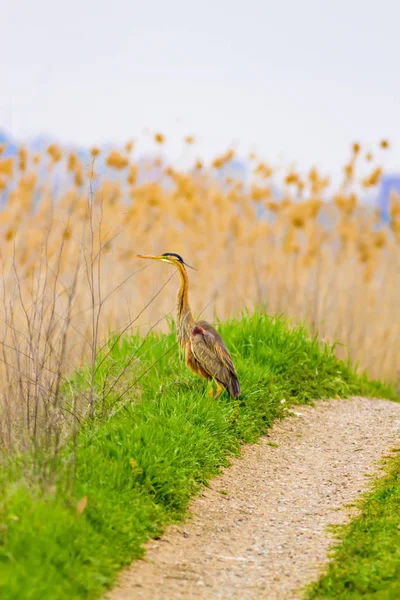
[136,254,164,261]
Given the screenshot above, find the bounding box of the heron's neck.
[176,263,194,342]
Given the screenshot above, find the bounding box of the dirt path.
[108,397,400,600]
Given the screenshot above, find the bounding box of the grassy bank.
[0,313,397,600]
[307,450,400,599]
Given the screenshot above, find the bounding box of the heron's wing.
[196,321,238,375]
[190,322,237,385]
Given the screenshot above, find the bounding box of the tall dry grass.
[0,136,399,455]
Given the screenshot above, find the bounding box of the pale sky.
[1,0,399,173]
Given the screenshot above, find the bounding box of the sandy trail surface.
[108,397,400,600]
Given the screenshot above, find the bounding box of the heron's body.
[137,252,241,399]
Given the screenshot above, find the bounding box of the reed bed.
[0,136,399,452]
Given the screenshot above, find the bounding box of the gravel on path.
[108,397,400,600]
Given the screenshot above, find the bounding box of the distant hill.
[0,129,18,157]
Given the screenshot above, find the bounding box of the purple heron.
[136,253,241,399]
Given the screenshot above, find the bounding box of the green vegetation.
[0,313,397,600]
[307,450,400,599]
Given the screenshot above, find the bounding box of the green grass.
[0,312,397,600]
[307,450,400,600]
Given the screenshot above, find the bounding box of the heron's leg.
[212,381,223,400]
[208,385,215,397]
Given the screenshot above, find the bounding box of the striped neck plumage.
[176,262,194,342]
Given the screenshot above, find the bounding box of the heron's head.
[136,253,196,269]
